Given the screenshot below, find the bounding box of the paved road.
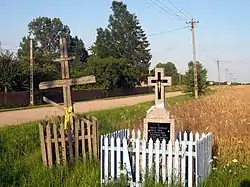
[0,91,184,126]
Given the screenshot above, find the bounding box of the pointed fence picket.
[100,129,212,187]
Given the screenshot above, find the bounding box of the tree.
[87,56,137,90]
[17,17,89,90]
[152,62,179,85]
[91,1,152,84]
[183,61,208,96]
[0,51,20,91]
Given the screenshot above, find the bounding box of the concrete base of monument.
[143,105,177,142]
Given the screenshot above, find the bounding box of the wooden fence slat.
[67,123,74,164]
[181,141,187,187]
[87,120,92,160]
[81,120,86,160]
[39,123,47,167]
[53,123,60,165]
[188,132,193,187]
[162,139,167,184]
[74,118,79,161]
[174,140,180,185]
[46,124,53,168]
[148,139,153,173]
[111,137,115,179]
[104,137,109,182]
[141,139,147,183]
[60,123,67,164]
[92,118,98,159]
[155,139,160,183]
[135,138,140,187]
[100,136,103,183]
[116,137,121,179]
[168,140,173,186]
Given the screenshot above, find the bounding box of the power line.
[144,0,186,21]
[166,0,193,19]
[147,26,189,36]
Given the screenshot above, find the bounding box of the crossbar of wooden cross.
[39,37,96,129]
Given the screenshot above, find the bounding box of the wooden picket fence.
[39,115,99,168]
[100,129,212,187]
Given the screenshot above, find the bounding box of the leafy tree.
[87,56,137,90]
[0,51,20,91]
[183,61,208,96]
[17,17,88,90]
[91,1,152,84]
[151,62,179,85]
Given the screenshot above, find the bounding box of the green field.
[0,94,249,187]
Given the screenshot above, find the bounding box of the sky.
[1,0,249,82]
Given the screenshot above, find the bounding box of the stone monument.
[143,68,177,142]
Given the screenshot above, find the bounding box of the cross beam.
[148,68,171,107]
[39,37,96,128]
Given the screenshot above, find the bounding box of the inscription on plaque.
[148,122,170,142]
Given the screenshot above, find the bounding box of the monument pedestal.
[143,105,176,142]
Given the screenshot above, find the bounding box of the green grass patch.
[2,92,247,187]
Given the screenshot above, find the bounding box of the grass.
[0,85,184,113]
[1,86,250,186]
[0,94,189,187]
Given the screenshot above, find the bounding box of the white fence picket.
[135,138,140,187]
[155,139,160,183]
[174,140,180,184]
[117,137,121,179]
[110,137,115,179]
[100,129,213,187]
[168,140,173,186]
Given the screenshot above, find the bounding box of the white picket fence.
[100,129,212,187]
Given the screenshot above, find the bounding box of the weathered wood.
[53,123,60,165]
[60,123,67,164]
[39,76,96,89]
[81,120,86,160]
[74,118,80,161]
[87,120,92,160]
[46,123,53,168]
[39,123,47,166]
[67,124,74,164]
[92,118,98,159]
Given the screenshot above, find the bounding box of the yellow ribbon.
[64,106,72,129]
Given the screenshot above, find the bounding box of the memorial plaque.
[148,122,170,142]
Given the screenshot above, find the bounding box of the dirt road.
[0,91,184,126]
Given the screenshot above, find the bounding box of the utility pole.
[225,68,228,83]
[187,18,199,99]
[217,60,220,85]
[30,39,34,105]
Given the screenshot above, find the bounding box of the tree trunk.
[4,86,7,106]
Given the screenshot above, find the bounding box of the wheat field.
[171,86,250,164]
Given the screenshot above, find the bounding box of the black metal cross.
[148,68,171,106]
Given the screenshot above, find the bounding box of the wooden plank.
[162,139,167,184]
[116,137,121,179]
[141,139,147,183]
[148,139,153,173]
[46,123,53,168]
[60,123,67,164]
[53,123,60,165]
[135,138,140,186]
[110,137,115,180]
[74,118,80,161]
[174,140,180,185]
[104,137,109,182]
[87,120,92,160]
[155,139,160,183]
[168,140,173,186]
[39,76,96,89]
[188,132,193,187]
[67,124,74,164]
[92,118,98,159]
[39,123,47,167]
[81,120,86,160]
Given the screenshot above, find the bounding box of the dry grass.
[170,86,250,164]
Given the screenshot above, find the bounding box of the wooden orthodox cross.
[148,68,171,107]
[39,37,96,128]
